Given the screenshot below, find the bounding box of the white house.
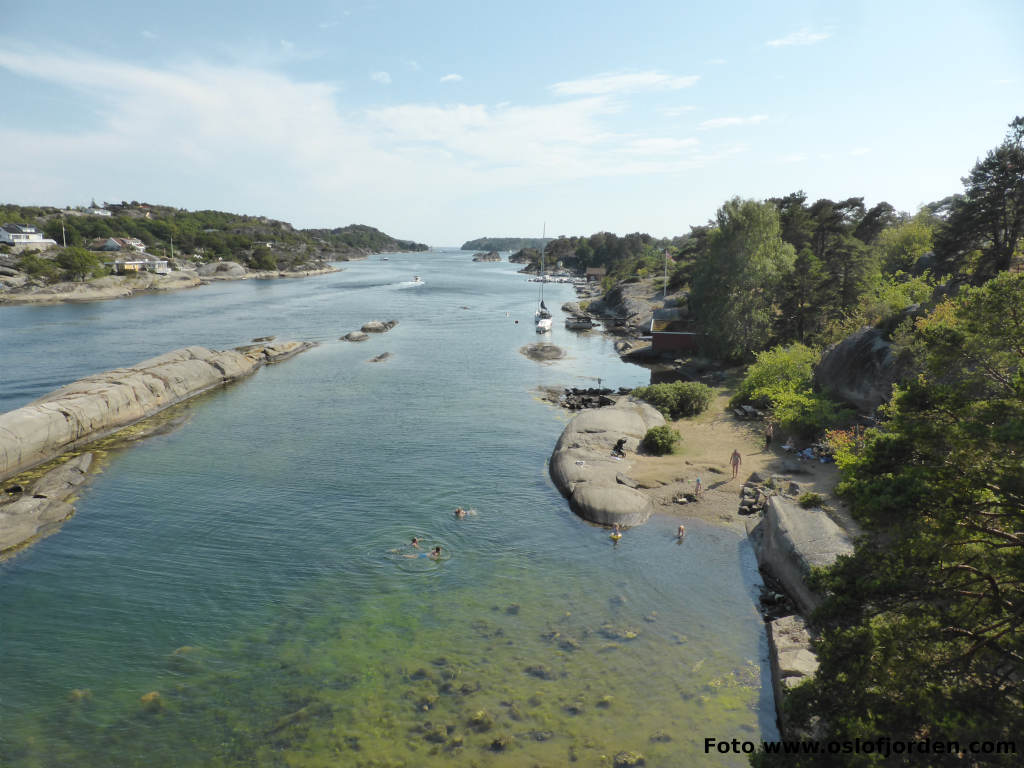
[89,208,112,217]
[0,224,57,247]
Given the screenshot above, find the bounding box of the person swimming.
[405,545,442,560]
[610,523,623,541]
[677,524,686,538]
[411,537,421,548]
[454,507,466,519]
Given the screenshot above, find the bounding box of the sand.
[623,387,847,534]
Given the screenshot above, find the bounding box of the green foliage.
[797,492,824,508]
[55,247,107,281]
[732,344,854,437]
[767,272,1024,766]
[935,116,1024,281]
[689,198,795,360]
[632,381,714,419]
[17,251,60,280]
[640,426,680,455]
[877,213,934,274]
[248,246,277,271]
[460,237,550,252]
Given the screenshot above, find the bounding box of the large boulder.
[752,497,855,614]
[813,326,906,413]
[549,399,664,527]
[197,261,246,278]
[0,346,267,483]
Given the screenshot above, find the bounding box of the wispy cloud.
[370,71,391,85]
[766,28,831,47]
[0,46,744,239]
[318,21,338,29]
[141,30,158,40]
[280,40,295,53]
[550,71,699,96]
[698,115,768,129]
[440,73,463,83]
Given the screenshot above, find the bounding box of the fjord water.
[0,250,776,766]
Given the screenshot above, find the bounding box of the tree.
[777,247,828,342]
[690,198,795,360]
[764,272,1024,766]
[877,212,935,274]
[249,246,277,271]
[936,116,1024,281]
[55,246,105,281]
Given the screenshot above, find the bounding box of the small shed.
[585,267,606,282]
[650,308,700,353]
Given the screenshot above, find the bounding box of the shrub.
[17,251,61,281]
[632,381,714,419]
[641,425,680,455]
[798,492,824,508]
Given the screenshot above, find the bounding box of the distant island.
[0,201,429,304]
[460,237,551,252]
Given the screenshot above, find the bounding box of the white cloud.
[0,46,746,240]
[698,115,768,129]
[141,30,158,40]
[440,73,463,83]
[280,40,295,52]
[370,71,391,85]
[318,21,338,29]
[550,71,699,96]
[766,28,831,47]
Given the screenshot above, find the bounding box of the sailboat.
[534,228,552,333]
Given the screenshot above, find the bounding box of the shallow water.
[0,250,776,766]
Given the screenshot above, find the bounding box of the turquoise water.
[0,251,776,766]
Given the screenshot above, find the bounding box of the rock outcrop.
[471,251,501,262]
[751,496,855,615]
[814,326,907,413]
[549,399,665,527]
[360,320,399,333]
[0,272,202,304]
[0,453,93,552]
[766,615,819,734]
[0,344,312,484]
[197,261,247,278]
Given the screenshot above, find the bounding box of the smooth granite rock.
[549,399,665,527]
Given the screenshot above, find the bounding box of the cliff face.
[0,344,310,483]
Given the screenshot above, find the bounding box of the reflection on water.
[0,251,775,765]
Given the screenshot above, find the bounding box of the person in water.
[411,537,421,548]
[454,507,466,519]
[406,546,442,560]
[677,524,686,538]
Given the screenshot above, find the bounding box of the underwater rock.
[504,603,520,615]
[423,724,448,743]
[67,688,93,703]
[558,636,582,651]
[532,729,555,741]
[649,730,672,742]
[564,700,585,715]
[596,695,613,708]
[614,750,646,767]
[525,664,557,680]
[490,733,514,751]
[469,709,494,731]
[139,691,163,713]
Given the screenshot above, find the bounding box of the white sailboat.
[535,225,552,333]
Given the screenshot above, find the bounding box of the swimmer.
[404,546,443,560]
[454,507,466,519]
[677,524,686,538]
[610,523,623,541]
[411,537,421,548]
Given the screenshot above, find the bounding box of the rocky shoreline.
[0,262,339,305]
[0,341,315,555]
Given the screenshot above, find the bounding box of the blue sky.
[2,1,1021,245]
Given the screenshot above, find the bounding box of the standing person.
[730,449,742,479]
[694,476,702,497]
[764,422,774,451]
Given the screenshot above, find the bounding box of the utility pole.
[663,249,669,298]
[61,217,66,248]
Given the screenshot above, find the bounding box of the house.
[0,223,56,247]
[585,267,607,282]
[89,208,112,217]
[91,237,146,252]
[106,256,169,275]
[650,308,700,353]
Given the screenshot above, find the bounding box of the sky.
[1,1,1021,246]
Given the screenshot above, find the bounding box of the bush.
[632,381,714,419]
[798,492,824,508]
[641,425,680,455]
[17,251,61,281]
[732,343,854,437]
